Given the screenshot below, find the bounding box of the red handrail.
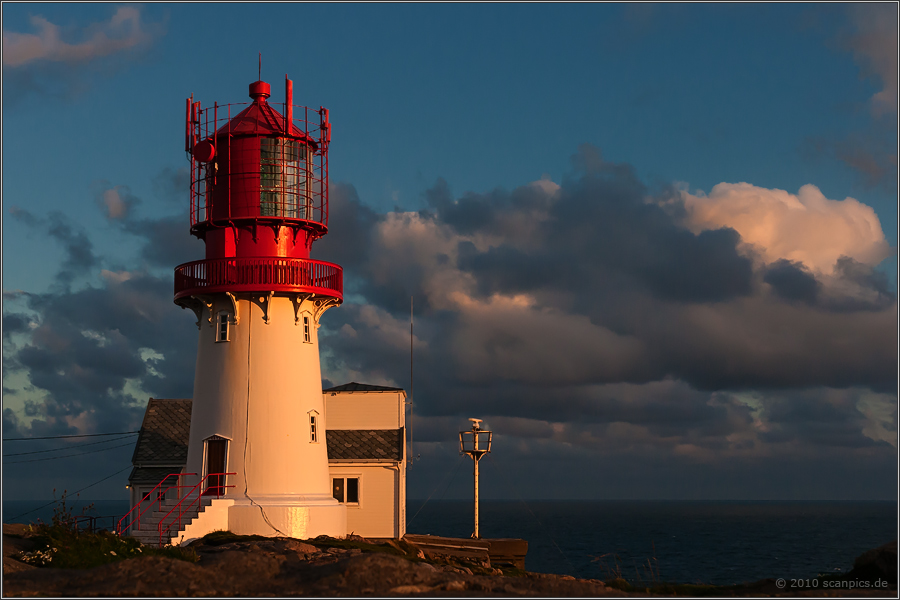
[117,473,196,536]
[157,472,236,547]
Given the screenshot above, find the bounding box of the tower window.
[309,414,318,442]
[303,315,311,343]
[216,312,230,342]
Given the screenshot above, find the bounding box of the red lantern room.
[174,76,341,304]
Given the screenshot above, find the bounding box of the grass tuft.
[15,490,197,569]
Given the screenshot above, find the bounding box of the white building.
[324,382,407,539]
[126,382,406,542]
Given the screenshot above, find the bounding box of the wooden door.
[204,439,227,496]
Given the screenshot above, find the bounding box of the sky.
[2,4,897,504]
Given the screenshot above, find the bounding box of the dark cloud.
[450,150,755,304]
[10,208,99,287]
[2,312,31,343]
[803,135,898,189]
[151,166,190,205]
[764,259,820,304]
[9,272,197,436]
[122,215,204,269]
[314,183,380,273]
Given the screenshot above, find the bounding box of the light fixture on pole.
[459,418,492,539]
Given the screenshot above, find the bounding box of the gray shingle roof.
[129,399,405,468]
[128,466,184,486]
[323,382,405,393]
[131,399,192,466]
[326,429,404,461]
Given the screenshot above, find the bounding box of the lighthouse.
[173,75,346,538]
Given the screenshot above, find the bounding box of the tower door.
[204,438,228,496]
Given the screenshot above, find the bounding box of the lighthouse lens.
[260,138,309,219]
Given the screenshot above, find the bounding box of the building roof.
[128,466,183,487]
[325,429,404,461]
[324,382,405,393]
[131,399,192,466]
[129,397,405,470]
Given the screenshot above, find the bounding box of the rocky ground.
[3,524,896,597]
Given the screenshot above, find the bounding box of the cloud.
[2,7,163,104]
[844,3,898,117]
[4,145,895,500]
[763,260,820,305]
[803,135,898,189]
[2,7,152,67]
[10,208,99,288]
[680,182,892,273]
[318,147,895,457]
[94,183,140,220]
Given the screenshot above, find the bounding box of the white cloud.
[681,182,891,273]
[2,7,152,68]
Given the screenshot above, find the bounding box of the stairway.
[127,495,213,546]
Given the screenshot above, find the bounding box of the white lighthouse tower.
[174,75,345,538]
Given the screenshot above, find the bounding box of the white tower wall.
[184,294,345,539]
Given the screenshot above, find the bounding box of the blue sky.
[2,4,897,502]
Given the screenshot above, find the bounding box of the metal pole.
[473,430,479,539]
[410,296,413,468]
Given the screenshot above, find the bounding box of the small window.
[310,414,318,442]
[303,315,311,343]
[332,477,360,504]
[346,477,359,503]
[216,312,230,342]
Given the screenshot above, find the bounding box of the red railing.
[157,472,236,547]
[187,100,330,230]
[117,473,196,536]
[174,257,342,300]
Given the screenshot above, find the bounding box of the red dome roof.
[214,80,313,143]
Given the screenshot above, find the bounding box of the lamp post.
[459,418,492,539]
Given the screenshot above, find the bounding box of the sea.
[4,498,896,585]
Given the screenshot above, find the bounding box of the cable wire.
[407,453,465,529]
[3,441,136,464]
[4,465,133,523]
[3,433,139,457]
[3,430,140,441]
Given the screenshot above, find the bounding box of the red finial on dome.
[249,80,271,102]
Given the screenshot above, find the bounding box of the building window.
[332,477,360,504]
[303,315,311,343]
[216,312,230,342]
[309,413,318,442]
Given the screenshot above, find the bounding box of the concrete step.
[127,498,213,545]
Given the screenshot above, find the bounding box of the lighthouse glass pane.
[260,138,307,218]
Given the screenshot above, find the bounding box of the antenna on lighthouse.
[459,418,492,539]
[407,296,420,468]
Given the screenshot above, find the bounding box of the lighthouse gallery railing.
[174,257,342,300]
